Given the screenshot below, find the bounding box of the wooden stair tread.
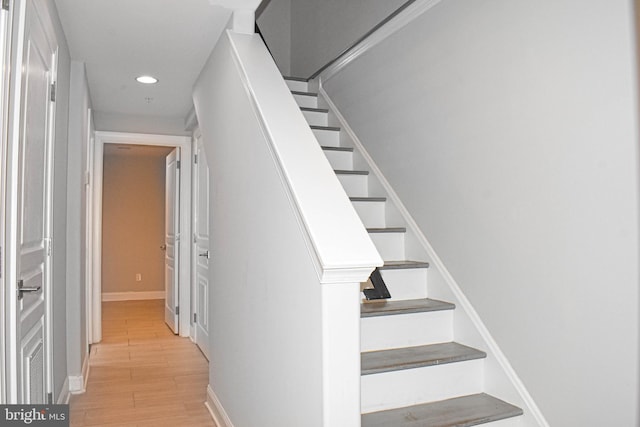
[301,107,329,113]
[310,125,340,131]
[361,298,455,318]
[350,196,386,202]
[322,146,353,152]
[361,393,524,427]
[380,260,430,269]
[362,342,486,375]
[291,90,318,97]
[335,169,369,175]
[367,227,406,233]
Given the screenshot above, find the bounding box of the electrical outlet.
[135,273,142,282]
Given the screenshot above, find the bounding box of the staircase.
[285,76,524,426]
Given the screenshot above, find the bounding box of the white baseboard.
[69,350,90,394]
[205,385,234,427]
[56,377,70,404]
[101,291,164,301]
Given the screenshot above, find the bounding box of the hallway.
[69,300,214,426]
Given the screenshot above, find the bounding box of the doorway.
[89,132,192,343]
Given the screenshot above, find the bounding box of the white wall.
[66,60,92,384]
[256,0,291,75]
[94,111,190,136]
[290,0,406,77]
[321,1,640,426]
[193,31,324,425]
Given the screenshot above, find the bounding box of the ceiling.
[54,0,233,132]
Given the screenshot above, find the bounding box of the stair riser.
[351,201,386,228]
[379,268,428,300]
[293,93,317,108]
[361,359,484,413]
[285,79,308,92]
[312,129,340,147]
[337,174,368,197]
[479,418,523,427]
[325,150,353,170]
[361,311,453,352]
[302,110,328,126]
[369,232,406,261]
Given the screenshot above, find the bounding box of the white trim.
[101,291,165,302]
[319,85,550,427]
[56,377,69,404]
[89,132,192,343]
[320,0,442,82]
[205,385,235,427]
[68,351,89,394]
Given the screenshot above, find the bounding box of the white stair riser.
[312,129,340,147]
[481,417,524,427]
[285,79,308,92]
[361,359,484,413]
[361,311,453,352]
[379,268,428,300]
[302,110,328,126]
[293,93,317,108]
[337,174,368,197]
[351,201,386,228]
[369,232,406,261]
[324,150,353,170]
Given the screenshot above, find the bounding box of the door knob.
[17,279,42,300]
[160,244,167,251]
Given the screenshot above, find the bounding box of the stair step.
[367,227,406,233]
[284,76,308,81]
[310,125,340,131]
[301,107,329,113]
[284,77,309,92]
[361,393,524,427]
[335,170,369,175]
[361,298,455,318]
[291,90,318,97]
[322,146,353,152]
[350,196,386,202]
[312,127,340,146]
[362,342,486,375]
[380,260,429,270]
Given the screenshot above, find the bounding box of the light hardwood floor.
[70,299,215,427]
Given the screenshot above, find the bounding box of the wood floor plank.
[69,300,214,427]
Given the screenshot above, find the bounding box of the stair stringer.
[317,82,549,427]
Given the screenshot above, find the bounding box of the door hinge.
[2,0,10,11]
[0,246,3,279]
[193,313,197,323]
[45,238,52,256]
[50,82,56,102]
[176,160,181,169]
[175,306,179,315]
[194,154,198,164]
[47,392,53,404]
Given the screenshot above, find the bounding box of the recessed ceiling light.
[136,75,158,84]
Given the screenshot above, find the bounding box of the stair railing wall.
[192,29,381,427]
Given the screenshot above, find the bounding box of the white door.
[192,134,210,358]
[164,148,180,333]
[10,0,56,404]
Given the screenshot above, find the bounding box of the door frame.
[0,0,15,404]
[89,131,192,342]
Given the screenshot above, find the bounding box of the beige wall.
[102,151,167,294]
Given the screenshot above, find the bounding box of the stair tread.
[301,107,329,113]
[380,260,430,269]
[361,298,455,318]
[336,170,369,175]
[367,227,406,233]
[322,146,353,152]
[362,342,486,375]
[310,125,340,131]
[284,76,308,82]
[291,90,318,97]
[350,196,387,202]
[361,393,523,427]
